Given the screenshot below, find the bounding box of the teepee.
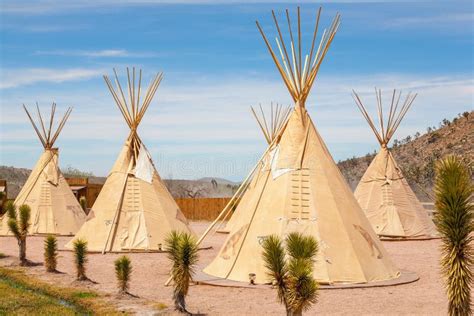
[201,7,400,285]
[0,103,86,236]
[66,68,192,253]
[352,89,438,239]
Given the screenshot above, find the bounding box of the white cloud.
[0,68,103,89]
[34,49,159,58]
[1,72,472,178]
[1,0,395,15]
[385,13,474,28]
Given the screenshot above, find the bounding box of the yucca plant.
[434,155,473,316]
[44,235,58,272]
[262,232,319,316]
[115,255,132,294]
[6,201,31,266]
[73,239,88,281]
[79,196,87,213]
[165,231,199,314]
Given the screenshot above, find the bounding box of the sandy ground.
[0,221,450,315]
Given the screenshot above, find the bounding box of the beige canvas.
[352,90,438,239]
[0,105,86,236]
[66,68,193,253]
[204,108,400,284]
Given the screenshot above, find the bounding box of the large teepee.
[66,68,192,253]
[352,89,438,239]
[202,8,400,285]
[0,104,86,236]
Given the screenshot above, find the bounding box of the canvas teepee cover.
[352,89,437,239]
[203,8,400,285]
[0,104,86,236]
[66,68,192,253]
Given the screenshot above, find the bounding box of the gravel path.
[0,221,448,315]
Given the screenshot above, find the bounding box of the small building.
[65,177,103,211]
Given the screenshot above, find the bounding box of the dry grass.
[0,266,121,315]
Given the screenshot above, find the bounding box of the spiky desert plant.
[44,235,58,272]
[115,255,132,294]
[73,239,88,281]
[79,196,87,213]
[262,232,319,316]
[6,202,31,266]
[262,235,289,312]
[434,155,473,316]
[165,231,199,314]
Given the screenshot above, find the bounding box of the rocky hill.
[337,111,473,201]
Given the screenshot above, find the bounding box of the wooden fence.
[176,199,437,221]
[176,197,232,221]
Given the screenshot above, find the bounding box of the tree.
[6,201,31,266]
[434,155,473,316]
[44,235,58,272]
[165,231,199,314]
[61,165,93,178]
[115,256,132,294]
[262,233,319,316]
[73,239,88,281]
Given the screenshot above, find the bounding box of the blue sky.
[0,0,472,181]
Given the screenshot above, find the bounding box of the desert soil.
[0,222,449,315]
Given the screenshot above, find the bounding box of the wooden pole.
[35,102,48,146]
[271,10,298,95]
[23,105,47,148]
[47,103,56,145]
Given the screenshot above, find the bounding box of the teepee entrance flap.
[134,144,154,184]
